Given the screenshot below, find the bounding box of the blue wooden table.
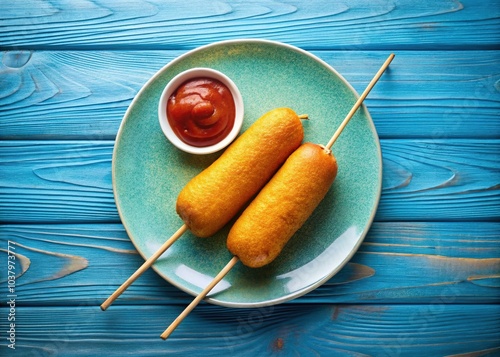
[1,1,499,356]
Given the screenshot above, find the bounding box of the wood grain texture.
[0,304,498,356]
[0,141,117,223]
[1,140,498,223]
[377,139,500,221]
[1,0,499,50]
[0,50,498,139]
[1,0,498,354]
[0,222,498,305]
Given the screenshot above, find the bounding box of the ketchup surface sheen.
[167,77,236,147]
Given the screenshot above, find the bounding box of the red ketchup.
[167,78,236,147]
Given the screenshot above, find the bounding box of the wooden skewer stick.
[100,224,188,311]
[101,111,306,311]
[325,53,395,151]
[160,256,240,340]
[159,54,395,339]
[101,109,309,311]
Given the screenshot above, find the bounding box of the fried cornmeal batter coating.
[227,143,338,267]
[176,108,304,237]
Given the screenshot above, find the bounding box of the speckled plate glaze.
[113,39,382,308]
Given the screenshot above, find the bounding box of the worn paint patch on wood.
[447,346,500,357]
[9,242,88,284]
[328,262,375,285]
[0,248,30,280]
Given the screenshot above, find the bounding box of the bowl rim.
[158,67,244,155]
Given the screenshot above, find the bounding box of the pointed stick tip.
[160,256,240,341]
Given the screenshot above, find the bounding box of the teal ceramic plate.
[113,39,382,307]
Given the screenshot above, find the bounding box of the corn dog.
[177,107,304,237]
[101,107,304,311]
[227,143,337,268]
[161,54,394,340]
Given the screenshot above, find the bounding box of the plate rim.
[112,38,382,308]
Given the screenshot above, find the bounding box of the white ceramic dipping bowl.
[158,68,244,155]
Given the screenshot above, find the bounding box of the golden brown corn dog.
[227,143,338,268]
[177,107,304,237]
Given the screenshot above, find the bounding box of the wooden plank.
[0,141,117,223]
[0,222,498,305]
[0,50,498,139]
[377,139,500,221]
[0,304,498,356]
[1,139,498,223]
[0,0,499,50]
